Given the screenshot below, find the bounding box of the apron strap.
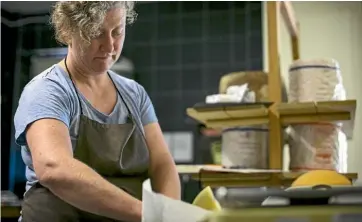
[64,56,134,120]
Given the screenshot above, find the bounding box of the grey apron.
[21,58,150,222]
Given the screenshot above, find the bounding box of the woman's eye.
[113,29,123,36]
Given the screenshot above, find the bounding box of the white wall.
[263,2,362,182]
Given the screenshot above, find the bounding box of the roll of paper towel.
[288,58,346,102]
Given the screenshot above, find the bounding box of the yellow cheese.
[292,170,352,187]
[192,186,222,211]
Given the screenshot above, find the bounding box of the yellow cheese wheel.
[291,170,352,187]
[192,186,222,211]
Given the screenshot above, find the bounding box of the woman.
[14,1,181,222]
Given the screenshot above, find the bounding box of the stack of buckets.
[288,58,348,172]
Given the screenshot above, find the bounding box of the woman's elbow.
[35,159,65,187]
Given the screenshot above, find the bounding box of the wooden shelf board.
[278,100,356,138]
[278,100,356,115]
[280,112,351,125]
[186,100,355,132]
[206,117,269,129]
[186,105,269,128]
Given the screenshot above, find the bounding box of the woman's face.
[71,8,126,74]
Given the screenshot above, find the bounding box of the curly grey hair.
[50,1,137,46]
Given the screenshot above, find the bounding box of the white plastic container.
[288,58,346,102]
[288,124,347,172]
[221,127,268,169]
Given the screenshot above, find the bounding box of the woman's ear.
[68,37,72,47]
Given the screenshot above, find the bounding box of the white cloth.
[142,179,211,222]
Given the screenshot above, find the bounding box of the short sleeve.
[136,84,158,126]
[14,78,72,146]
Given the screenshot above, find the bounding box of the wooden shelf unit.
[176,165,358,188]
[183,1,358,186]
[187,100,356,131]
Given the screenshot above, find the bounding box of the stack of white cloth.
[288,58,348,172]
[205,83,255,104]
[205,84,268,169]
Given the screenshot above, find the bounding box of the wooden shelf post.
[267,1,283,170]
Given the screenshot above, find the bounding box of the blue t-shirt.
[14,64,158,192]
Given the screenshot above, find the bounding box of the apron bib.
[21,58,150,222]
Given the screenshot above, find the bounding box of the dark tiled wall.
[12,1,264,132]
[123,1,263,131]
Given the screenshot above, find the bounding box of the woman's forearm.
[40,158,142,222]
[150,159,181,199]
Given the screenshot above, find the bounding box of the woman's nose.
[100,34,114,53]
